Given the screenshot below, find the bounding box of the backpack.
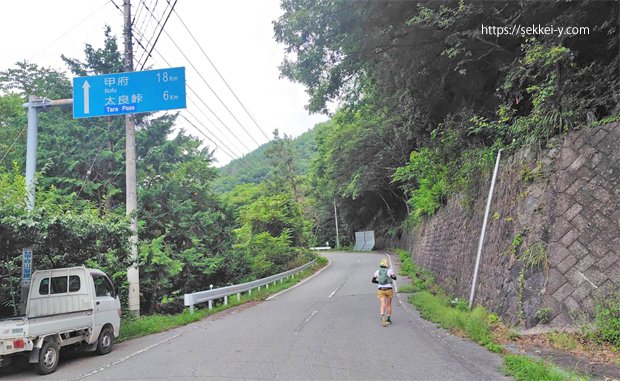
[377,267,391,285]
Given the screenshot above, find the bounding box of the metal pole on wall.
[468,148,503,310]
[333,199,340,248]
[124,0,140,317]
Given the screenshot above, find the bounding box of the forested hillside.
[273,0,619,245]
[0,28,314,317]
[212,124,322,193]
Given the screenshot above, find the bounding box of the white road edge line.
[266,259,331,301]
[328,289,337,298]
[76,333,182,380]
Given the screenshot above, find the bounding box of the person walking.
[372,258,397,326]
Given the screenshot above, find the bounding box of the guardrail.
[184,259,317,313]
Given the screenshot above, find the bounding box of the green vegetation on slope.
[396,249,589,381]
[212,125,322,194]
[0,28,316,318]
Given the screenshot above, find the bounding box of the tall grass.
[411,290,501,353]
[504,355,588,381]
[395,248,590,380]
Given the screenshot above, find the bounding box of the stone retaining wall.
[398,122,620,328]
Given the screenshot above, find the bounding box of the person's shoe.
[381,316,388,327]
[386,316,392,324]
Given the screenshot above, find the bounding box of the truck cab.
[0,266,121,374]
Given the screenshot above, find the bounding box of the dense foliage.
[0,27,312,317]
[212,125,320,193]
[274,0,619,238]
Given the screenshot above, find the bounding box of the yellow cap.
[380,259,388,267]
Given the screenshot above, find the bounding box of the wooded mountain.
[212,124,323,193]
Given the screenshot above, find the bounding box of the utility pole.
[124,0,140,316]
[333,199,340,249]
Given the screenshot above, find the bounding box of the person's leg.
[379,293,389,326]
[386,289,393,323]
[378,294,386,316]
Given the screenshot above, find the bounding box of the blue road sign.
[22,248,32,283]
[73,67,186,118]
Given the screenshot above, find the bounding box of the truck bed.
[0,309,94,342]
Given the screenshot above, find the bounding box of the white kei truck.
[0,267,121,375]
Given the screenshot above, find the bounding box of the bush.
[504,354,587,381]
[593,292,620,349]
[411,291,498,352]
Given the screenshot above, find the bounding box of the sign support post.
[20,96,73,313]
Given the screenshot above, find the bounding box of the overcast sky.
[0,0,329,166]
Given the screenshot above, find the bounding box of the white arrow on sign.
[82,81,91,114]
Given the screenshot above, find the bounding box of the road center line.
[75,333,182,380]
[266,259,331,301]
[327,256,360,298]
[294,310,318,335]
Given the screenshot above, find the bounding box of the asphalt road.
[1,252,511,380]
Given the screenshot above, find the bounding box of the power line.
[135,0,169,69]
[180,112,239,161]
[186,97,248,155]
[180,113,253,169]
[171,7,271,142]
[139,0,176,71]
[0,125,26,164]
[185,83,253,152]
[114,1,255,164]
[26,1,109,63]
[140,5,263,148]
[137,38,255,154]
[111,31,251,164]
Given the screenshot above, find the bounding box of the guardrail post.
[208,284,214,309]
[266,283,269,289]
[224,296,228,306]
[237,293,240,302]
[190,304,194,314]
[280,279,283,284]
[249,289,252,296]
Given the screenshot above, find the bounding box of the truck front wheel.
[96,327,114,355]
[37,341,59,375]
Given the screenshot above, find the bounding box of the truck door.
[91,274,121,337]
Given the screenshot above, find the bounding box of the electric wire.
[135,0,169,69]
[139,0,177,71]
[180,112,257,171]
[114,1,254,164]
[26,1,109,63]
[134,0,159,67]
[0,125,26,164]
[171,6,271,141]
[179,113,238,162]
[140,5,263,148]
[137,37,255,154]
[120,29,250,163]
[186,97,247,155]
